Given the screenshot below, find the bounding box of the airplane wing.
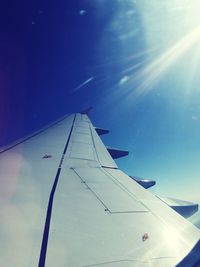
[0,113,200,267]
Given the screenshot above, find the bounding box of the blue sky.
[89,1,200,205]
[1,0,200,221]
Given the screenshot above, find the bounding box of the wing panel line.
[72,167,111,212]
[38,114,76,267]
[88,123,101,164]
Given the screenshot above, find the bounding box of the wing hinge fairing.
[130,176,156,189]
[107,147,129,159]
[159,197,198,218]
[95,127,110,135]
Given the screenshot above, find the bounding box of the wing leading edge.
[0,113,200,267]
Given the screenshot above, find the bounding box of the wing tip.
[80,106,93,115]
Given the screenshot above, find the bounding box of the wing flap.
[73,167,148,213]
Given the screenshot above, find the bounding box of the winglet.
[80,107,93,115]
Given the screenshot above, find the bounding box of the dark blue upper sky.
[1,0,146,143]
[1,0,200,211]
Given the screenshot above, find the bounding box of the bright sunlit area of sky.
[88,0,200,226]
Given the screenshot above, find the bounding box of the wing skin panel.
[75,126,90,135]
[69,142,96,160]
[0,115,74,267]
[72,132,93,144]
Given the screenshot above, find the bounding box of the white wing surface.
[0,113,200,267]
